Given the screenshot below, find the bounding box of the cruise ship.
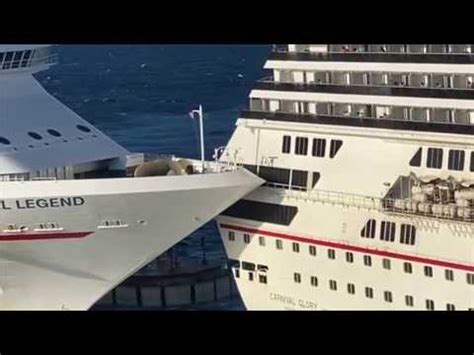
[216,44,474,310]
[0,44,263,310]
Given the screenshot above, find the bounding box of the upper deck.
[0,45,57,74]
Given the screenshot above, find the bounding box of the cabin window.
[312,138,326,157]
[242,262,256,271]
[243,233,250,244]
[361,219,376,239]
[276,239,283,250]
[2,52,13,69]
[400,224,416,245]
[248,272,254,281]
[445,269,454,281]
[258,166,291,187]
[309,245,317,256]
[259,274,267,284]
[0,137,11,145]
[21,50,31,67]
[448,150,465,171]
[347,283,355,295]
[221,199,298,226]
[471,152,474,172]
[467,273,474,285]
[346,252,354,263]
[228,231,235,241]
[380,221,396,242]
[404,262,413,274]
[446,304,456,311]
[427,148,443,169]
[282,135,291,154]
[11,51,23,69]
[405,295,414,307]
[409,147,422,167]
[292,242,300,253]
[426,299,435,310]
[28,132,43,140]
[47,129,62,137]
[329,140,343,158]
[365,287,374,299]
[234,269,240,278]
[312,172,321,188]
[424,266,433,278]
[382,258,391,270]
[310,276,318,287]
[258,236,265,246]
[294,273,301,283]
[329,280,337,291]
[328,249,336,260]
[76,125,92,133]
[295,137,308,155]
[364,255,372,267]
[384,291,393,303]
[291,170,308,190]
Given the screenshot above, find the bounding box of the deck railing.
[266,186,474,223]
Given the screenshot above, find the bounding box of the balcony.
[254,79,474,101]
[241,108,474,136]
[270,45,474,64]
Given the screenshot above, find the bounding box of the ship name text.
[0,197,85,210]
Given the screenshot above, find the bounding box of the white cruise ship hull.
[0,168,262,310]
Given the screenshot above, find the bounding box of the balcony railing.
[266,186,474,224]
[254,80,474,102]
[0,47,57,72]
[272,44,473,56]
[257,78,474,93]
[269,50,474,65]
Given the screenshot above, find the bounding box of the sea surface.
[37,45,270,310]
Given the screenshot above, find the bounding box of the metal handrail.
[0,53,57,71]
[256,78,474,92]
[267,186,473,223]
[244,108,474,127]
[271,45,473,56]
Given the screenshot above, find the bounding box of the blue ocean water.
[38,45,270,309]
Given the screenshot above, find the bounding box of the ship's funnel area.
[134,159,195,177]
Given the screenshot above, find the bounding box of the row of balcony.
[271,71,474,90]
[249,98,474,125]
[273,44,474,55]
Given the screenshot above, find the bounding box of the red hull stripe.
[220,223,474,273]
[0,231,93,242]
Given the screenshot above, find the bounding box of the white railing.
[266,186,473,223]
[0,50,57,72]
[213,146,244,172]
[272,45,473,56]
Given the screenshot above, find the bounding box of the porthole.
[47,129,62,137]
[28,132,42,140]
[76,125,91,133]
[0,137,11,145]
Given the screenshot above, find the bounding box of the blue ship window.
[21,50,32,68]
[28,132,43,140]
[3,52,13,69]
[11,51,22,69]
[47,129,61,137]
[76,125,91,133]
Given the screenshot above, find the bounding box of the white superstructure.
[216,44,474,310]
[0,44,263,310]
